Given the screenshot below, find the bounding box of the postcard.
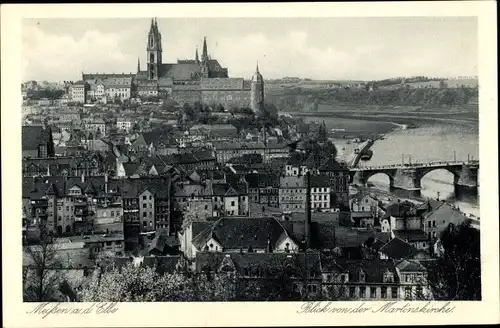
[1,2,498,327]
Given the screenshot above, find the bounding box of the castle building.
[81,18,265,111]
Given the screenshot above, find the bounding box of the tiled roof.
[395,259,427,272]
[211,182,246,196]
[195,251,322,275]
[336,259,400,283]
[379,237,418,260]
[384,200,417,218]
[213,141,266,150]
[245,173,280,189]
[120,177,171,199]
[424,202,470,227]
[174,182,212,198]
[162,63,201,80]
[191,217,295,251]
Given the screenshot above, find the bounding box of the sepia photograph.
[2,2,498,327]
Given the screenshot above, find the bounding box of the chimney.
[304,171,312,250]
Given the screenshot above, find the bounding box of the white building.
[116,119,133,132]
[70,81,88,104]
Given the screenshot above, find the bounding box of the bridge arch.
[420,167,460,186]
[365,171,394,187]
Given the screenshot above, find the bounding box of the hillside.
[267,84,478,113]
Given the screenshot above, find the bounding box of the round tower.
[251,62,265,115]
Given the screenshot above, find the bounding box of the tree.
[23,236,64,301]
[78,262,160,302]
[78,261,238,302]
[427,221,481,300]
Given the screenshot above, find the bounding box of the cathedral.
[82,18,264,114]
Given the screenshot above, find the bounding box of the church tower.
[251,62,265,115]
[201,37,209,78]
[147,18,162,80]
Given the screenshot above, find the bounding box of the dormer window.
[383,269,394,283]
[359,269,366,283]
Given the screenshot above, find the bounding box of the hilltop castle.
[81,18,264,113]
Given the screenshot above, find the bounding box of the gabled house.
[211,181,249,217]
[180,216,300,260]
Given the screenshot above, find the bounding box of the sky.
[22,17,478,82]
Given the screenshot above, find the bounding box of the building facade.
[82,18,265,110]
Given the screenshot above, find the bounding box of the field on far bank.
[282,102,478,132]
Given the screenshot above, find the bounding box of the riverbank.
[282,103,478,137]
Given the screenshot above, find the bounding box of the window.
[413,285,423,299]
[307,284,317,293]
[433,231,437,238]
[360,287,366,298]
[384,270,394,283]
[231,201,235,206]
[432,220,436,227]
[349,287,356,298]
[341,275,346,283]
[143,196,147,200]
[359,270,366,283]
[143,221,147,227]
[404,287,412,300]
[391,287,398,298]
[143,212,147,217]
[370,287,377,298]
[65,206,69,211]
[428,221,431,228]
[381,287,387,298]
[143,204,147,209]
[111,211,114,217]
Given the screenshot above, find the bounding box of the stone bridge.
[349,160,479,191]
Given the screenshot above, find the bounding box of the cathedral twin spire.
[202,36,209,63]
[148,17,162,51]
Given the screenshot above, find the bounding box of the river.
[298,115,480,217]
